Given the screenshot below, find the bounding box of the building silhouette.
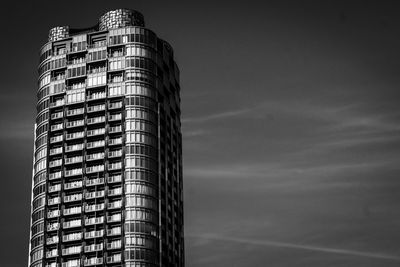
[29,9,184,267]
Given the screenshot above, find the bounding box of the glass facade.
[29,9,184,267]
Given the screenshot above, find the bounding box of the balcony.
[64,193,82,203]
[107,213,122,223]
[62,232,82,242]
[87,116,105,125]
[61,259,80,267]
[108,102,122,109]
[66,108,84,116]
[63,219,81,229]
[106,254,122,264]
[65,168,83,177]
[63,206,82,216]
[65,144,84,152]
[107,240,122,250]
[46,263,60,267]
[50,135,63,144]
[48,197,61,205]
[108,187,122,197]
[87,104,105,113]
[108,138,122,146]
[49,159,62,168]
[85,229,104,239]
[66,131,84,140]
[107,227,121,236]
[49,148,63,156]
[87,92,106,100]
[47,222,60,231]
[48,184,61,193]
[66,120,84,128]
[84,257,103,266]
[109,125,122,134]
[47,236,59,245]
[64,181,83,190]
[51,123,63,131]
[86,177,104,186]
[108,162,122,171]
[86,152,105,161]
[86,165,104,174]
[84,243,103,253]
[62,246,81,255]
[47,210,60,218]
[87,128,105,137]
[88,66,107,75]
[109,114,122,121]
[85,190,105,199]
[85,216,104,226]
[108,150,122,158]
[85,203,105,213]
[107,174,122,184]
[65,156,83,165]
[86,140,105,149]
[51,111,63,120]
[50,99,65,108]
[46,249,58,258]
[107,200,122,210]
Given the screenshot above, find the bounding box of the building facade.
[29,9,184,267]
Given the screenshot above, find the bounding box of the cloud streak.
[189,234,400,262]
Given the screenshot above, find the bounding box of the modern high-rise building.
[29,9,183,267]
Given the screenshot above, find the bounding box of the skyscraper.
[29,9,184,267]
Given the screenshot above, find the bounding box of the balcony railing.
[64,194,82,203]
[109,138,122,146]
[109,101,122,109]
[46,236,59,245]
[66,131,84,140]
[85,216,104,225]
[63,206,82,216]
[49,159,62,168]
[61,259,80,267]
[109,114,122,121]
[85,229,104,239]
[66,120,85,128]
[109,125,122,134]
[65,168,83,177]
[107,174,122,184]
[85,191,105,199]
[107,200,122,209]
[86,165,104,174]
[48,197,61,205]
[107,227,121,236]
[106,254,122,264]
[107,213,122,223]
[84,243,103,253]
[51,112,63,119]
[63,219,82,229]
[87,92,106,100]
[86,177,104,186]
[87,116,105,125]
[108,187,122,196]
[86,140,105,149]
[66,108,84,116]
[87,128,105,137]
[51,124,63,131]
[85,203,105,213]
[47,223,60,231]
[48,184,61,193]
[84,257,103,266]
[62,232,82,242]
[108,162,122,171]
[64,181,83,190]
[87,104,105,113]
[46,249,58,258]
[62,246,81,255]
[50,135,63,143]
[65,144,84,152]
[65,156,83,165]
[49,148,63,156]
[107,240,122,250]
[47,210,60,218]
[86,152,105,161]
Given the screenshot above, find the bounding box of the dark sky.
[1,0,400,266]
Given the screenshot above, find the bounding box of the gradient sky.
[1,1,400,266]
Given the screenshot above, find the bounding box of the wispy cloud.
[188,234,400,262]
